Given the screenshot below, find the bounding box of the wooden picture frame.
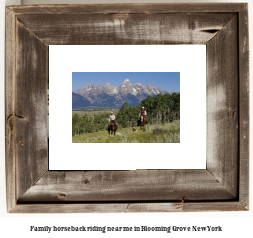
[5,3,249,213]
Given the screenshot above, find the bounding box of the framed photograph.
[49,45,205,170]
[5,3,249,213]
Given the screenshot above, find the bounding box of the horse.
[138,115,148,130]
[108,120,118,136]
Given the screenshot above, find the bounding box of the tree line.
[72,92,180,136]
[117,92,180,128]
[72,112,108,136]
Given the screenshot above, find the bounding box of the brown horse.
[108,120,118,136]
[138,115,148,130]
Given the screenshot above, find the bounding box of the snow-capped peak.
[122,78,130,83]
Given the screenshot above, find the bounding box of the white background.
[49,45,206,170]
[0,0,252,237]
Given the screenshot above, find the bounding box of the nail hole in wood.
[84,179,90,184]
[57,193,66,199]
[182,196,186,203]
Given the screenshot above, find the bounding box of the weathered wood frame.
[5,4,249,213]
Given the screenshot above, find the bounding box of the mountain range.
[72,79,169,109]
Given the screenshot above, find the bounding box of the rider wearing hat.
[139,107,147,122]
[108,111,116,128]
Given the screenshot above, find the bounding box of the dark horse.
[138,115,148,130]
[108,120,118,136]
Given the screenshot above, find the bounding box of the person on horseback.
[139,107,147,122]
[108,111,117,128]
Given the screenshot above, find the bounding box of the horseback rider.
[108,111,117,128]
[139,107,147,122]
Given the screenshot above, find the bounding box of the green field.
[72,120,180,143]
[72,109,119,117]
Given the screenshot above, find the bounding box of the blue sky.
[72,72,180,93]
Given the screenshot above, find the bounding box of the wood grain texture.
[125,202,248,213]
[10,202,247,213]
[7,3,246,15]
[15,20,48,200]
[5,7,16,212]
[206,16,239,198]
[16,13,235,45]
[238,4,249,209]
[5,3,249,213]
[18,170,236,202]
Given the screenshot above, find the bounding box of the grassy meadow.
[72,120,180,143]
[72,93,180,143]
